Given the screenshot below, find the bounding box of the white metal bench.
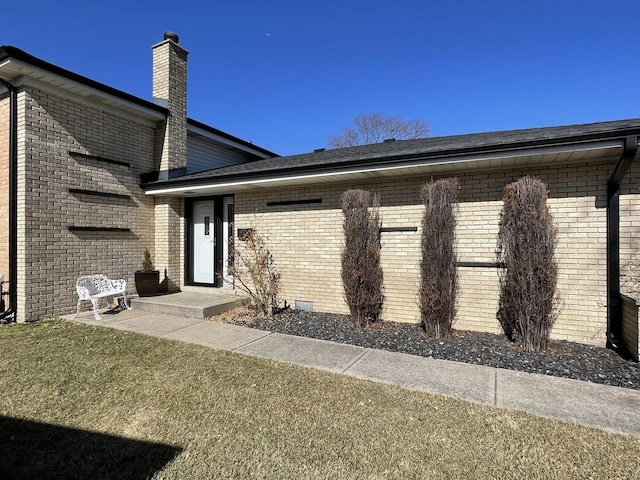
[72,274,131,320]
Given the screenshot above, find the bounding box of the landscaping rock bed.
[221,308,639,391]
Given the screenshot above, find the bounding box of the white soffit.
[0,58,165,123]
[145,140,624,196]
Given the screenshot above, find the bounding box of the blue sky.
[3,1,640,155]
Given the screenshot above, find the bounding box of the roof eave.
[0,46,167,121]
[143,138,625,196]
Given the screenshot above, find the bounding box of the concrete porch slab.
[131,290,248,319]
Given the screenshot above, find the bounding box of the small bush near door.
[341,190,384,327]
[419,177,459,339]
[228,229,281,317]
[497,176,558,352]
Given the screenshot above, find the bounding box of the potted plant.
[134,249,160,297]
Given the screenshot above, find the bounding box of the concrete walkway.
[64,308,640,438]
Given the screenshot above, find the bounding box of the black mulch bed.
[224,309,639,391]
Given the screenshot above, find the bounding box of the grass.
[1,319,639,479]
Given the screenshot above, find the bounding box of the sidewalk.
[64,308,640,438]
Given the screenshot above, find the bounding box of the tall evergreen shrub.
[420,177,459,339]
[341,189,384,327]
[497,176,558,352]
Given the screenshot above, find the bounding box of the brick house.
[0,33,275,323]
[1,34,638,357]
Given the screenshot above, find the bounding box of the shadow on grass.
[0,416,182,479]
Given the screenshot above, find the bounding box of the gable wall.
[236,156,627,346]
[186,135,254,174]
[16,86,157,322]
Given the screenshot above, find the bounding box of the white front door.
[193,200,215,284]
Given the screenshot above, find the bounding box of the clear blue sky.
[3,0,640,155]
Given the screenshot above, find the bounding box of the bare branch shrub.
[341,190,384,327]
[420,178,459,339]
[228,229,281,317]
[497,176,558,352]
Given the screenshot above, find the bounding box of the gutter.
[0,46,167,118]
[606,135,638,352]
[143,139,622,195]
[0,78,17,323]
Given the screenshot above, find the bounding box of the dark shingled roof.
[144,118,640,188]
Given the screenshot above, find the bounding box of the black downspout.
[0,78,17,323]
[606,135,638,351]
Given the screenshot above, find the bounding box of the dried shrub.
[419,178,459,339]
[497,176,558,352]
[341,190,384,327]
[228,229,281,317]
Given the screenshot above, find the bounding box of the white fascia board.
[188,123,272,158]
[145,139,624,196]
[5,58,166,124]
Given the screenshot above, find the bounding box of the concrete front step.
[131,290,248,319]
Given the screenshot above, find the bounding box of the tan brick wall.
[236,156,621,346]
[0,95,9,285]
[16,87,157,322]
[154,196,184,292]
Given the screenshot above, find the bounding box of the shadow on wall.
[0,416,182,480]
[237,159,614,217]
[159,268,181,294]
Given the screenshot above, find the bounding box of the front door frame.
[185,195,231,287]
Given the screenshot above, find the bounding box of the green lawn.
[1,319,638,479]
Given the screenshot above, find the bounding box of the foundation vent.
[295,300,314,311]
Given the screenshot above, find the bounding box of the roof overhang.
[0,53,166,124]
[144,139,624,196]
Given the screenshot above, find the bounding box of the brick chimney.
[152,32,188,174]
[152,32,188,294]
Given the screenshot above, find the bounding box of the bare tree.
[328,113,430,148]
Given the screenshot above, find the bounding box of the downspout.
[0,78,17,323]
[606,135,638,351]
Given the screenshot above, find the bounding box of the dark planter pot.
[135,270,160,297]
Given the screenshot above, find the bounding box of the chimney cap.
[164,32,179,43]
